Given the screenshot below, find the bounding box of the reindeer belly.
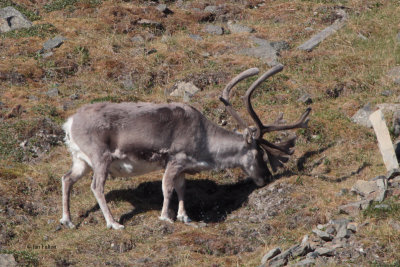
[109,159,162,177]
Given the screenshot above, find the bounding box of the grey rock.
[326,225,336,235]
[347,222,358,233]
[268,258,287,267]
[351,180,379,197]
[314,247,335,256]
[42,36,66,51]
[0,254,17,267]
[312,229,333,241]
[301,235,309,245]
[204,5,219,14]
[203,24,224,35]
[189,34,203,41]
[370,175,386,181]
[358,33,368,40]
[0,7,32,33]
[238,36,279,67]
[156,4,173,15]
[46,87,59,97]
[42,51,54,58]
[261,247,281,264]
[227,21,254,33]
[351,103,373,128]
[291,258,315,267]
[270,41,290,52]
[336,224,351,238]
[298,93,312,104]
[169,82,200,101]
[387,66,400,84]
[55,225,62,231]
[338,199,372,216]
[298,9,347,52]
[393,110,400,136]
[131,35,145,44]
[70,93,79,100]
[387,168,400,180]
[306,251,319,259]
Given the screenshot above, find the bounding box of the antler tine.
[243,64,284,139]
[219,68,259,129]
[261,107,311,134]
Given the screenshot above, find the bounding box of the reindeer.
[60,64,310,229]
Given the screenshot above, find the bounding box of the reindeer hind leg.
[60,156,90,228]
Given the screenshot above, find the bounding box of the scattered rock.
[169,81,200,102]
[238,36,279,67]
[261,247,281,264]
[204,5,219,14]
[130,35,145,44]
[336,223,351,238]
[312,229,333,241]
[46,87,59,98]
[387,168,400,180]
[298,93,312,104]
[351,180,379,197]
[227,21,254,33]
[338,200,372,216]
[291,258,315,266]
[189,34,202,41]
[336,188,349,196]
[387,66,400,84]
[0,6,32,33]
[392,110,400,137]
[0,254,17,267]
[298,9,347,52]
[351,103,373,128]
[314,246,335,256]
[42,36,66,52]
[70,93,79,100]
[156,4,173,15]
[203,24,224,35]
[270,41,290,52]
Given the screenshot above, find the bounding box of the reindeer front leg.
[159,162,191,223]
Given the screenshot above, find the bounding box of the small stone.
[338,200,372,216]
[42,36,66,51]
[55,225,62,231]
[156,4,173,15]
[326,226,336,235]
[351,103,373,128]
[43,235,48,241]
[314,247,335,256]
[351,180,379,197]
[46,87,59,98]
[131,35,145,44]
[301,235,309,245]
[169,82,200,99]
[306,251,319,259]
[47,219,55,224]
[203,24,224,35]
[387,67,400,84]
[270,41,290,52]
[204,5,218,14]
[292,258,315,267]
[298,93,312,104]
[336,224,351,238]
[347,222,358,233]
[317,224,325,230]
[227,21,255,33]
[312,229,333,241]
[189,34,202,41]
[358,33,368,40]
[0,254,17,267]
[145,48,157,55]
[42,52,53,58]
[261,247,281,264]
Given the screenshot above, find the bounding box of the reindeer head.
[220,64,311,186]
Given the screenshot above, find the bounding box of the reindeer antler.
[220,64,312,172]
[219,68,259,129]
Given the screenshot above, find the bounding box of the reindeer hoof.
[60,218,75,229]
[177,215,192,223]
[159,216,174,224]
[107,222,125,230]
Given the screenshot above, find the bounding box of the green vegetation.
[0,24,58,39]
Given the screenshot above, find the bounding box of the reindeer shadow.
[80,178,258,226]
